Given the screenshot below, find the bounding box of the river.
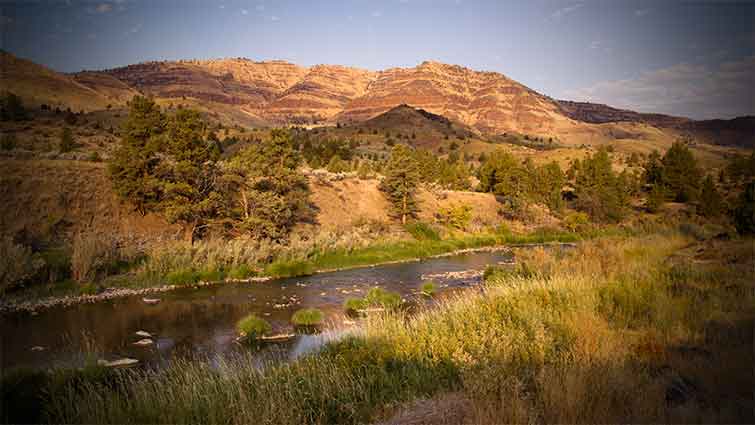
[1,250,516,371]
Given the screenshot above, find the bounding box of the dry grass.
[70,231,119,283]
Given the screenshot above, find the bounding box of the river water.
[1,250,515,371]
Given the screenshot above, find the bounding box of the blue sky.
[1,0,753,119]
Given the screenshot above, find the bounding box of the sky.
[1,0,753,119]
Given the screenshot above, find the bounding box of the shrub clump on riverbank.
[24,231,752,424]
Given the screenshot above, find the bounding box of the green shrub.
[291,308,325,327]
[227,264,255,279]
[166,268,201,285]
[236,314,272,338]
[266,260,314,278]
[404,222,440,241]
[38,248,72,283]
[678,222,708,241]
[0,237,44,294]
[0,133,17,150]
[79,283,98,295]
[563,212,589,233]
[198,268,225,282]
[437,204,472,230]
[420,281,438,296]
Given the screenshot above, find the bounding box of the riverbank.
[6,232,752,424]
[0,230,576,314]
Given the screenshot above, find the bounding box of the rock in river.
[98,358,139,368]
[133,338,154,346]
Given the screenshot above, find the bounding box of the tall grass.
[24,232,754,424]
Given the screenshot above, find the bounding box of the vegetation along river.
[1,250,522,371]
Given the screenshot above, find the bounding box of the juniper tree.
[220,129,310,240]
[733,180,755,234]
[698,175,725,217]
[158,108,223,242]
[0,92,26,121]
[572,148,630,222]
[659,142,702,202]
[380,145,420,225]
[108,96,165,215]
[59,127,75,153]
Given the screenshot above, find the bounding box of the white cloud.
[589,40,612,53]
[256,4,265,11]
[125,23,142,35]
[95,3,113,13]
[634,8,650,17]
[219,4,225,9]
[241,9,249,15]
[270,15,279,21]
[371,10,383,17]
[550,3,583,20]
[564,56,755,119]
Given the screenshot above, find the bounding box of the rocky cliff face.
[82,58,573,135]
[338,61,571,135]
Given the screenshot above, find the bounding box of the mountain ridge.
[2,51,753,148]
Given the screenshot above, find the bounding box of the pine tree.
[380,145,420,224]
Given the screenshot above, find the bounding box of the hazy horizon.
[1,0,753,119]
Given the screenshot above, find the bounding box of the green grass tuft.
[344,298,367,314]
[235,314,272,338]
[291,308,325,327]
[404,222,440,241]
[420,281,438,296]
[227,264,256,279]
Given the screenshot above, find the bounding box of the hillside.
[0,51,129,112]
[556,100,690,127]
[557,100,755,148]
[0,159,513,248]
